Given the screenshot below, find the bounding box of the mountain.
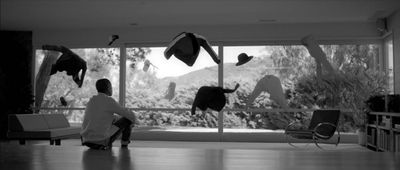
[159,57,278,88]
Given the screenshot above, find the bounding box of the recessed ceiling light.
[258,19,277,23]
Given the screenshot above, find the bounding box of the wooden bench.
[7,114,81,145]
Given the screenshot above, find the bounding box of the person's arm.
[191,94,200,115]
[247,78,266,106]
[191,102,197,115]
[78,60,87,88]
[164,45,175,59]
[195,34,220,64]
[222,83,240,93]
[164,33,187,59]
[107,98,136,123]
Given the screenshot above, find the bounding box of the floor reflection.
[82,148,116,170]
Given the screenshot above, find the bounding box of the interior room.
[1,0,400,169]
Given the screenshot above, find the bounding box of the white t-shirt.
[81,93,135,143]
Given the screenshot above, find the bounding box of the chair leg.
[50,140,54,145]
[285,133,311,148]
[313,133,341,150]
[285,133,298,148]
[313,137,324,150]
[335,130,341,146]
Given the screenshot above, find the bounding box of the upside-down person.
[191,84,240,115]
[42,45,87,88]
[164,32,221,66]
[247,75,288,109]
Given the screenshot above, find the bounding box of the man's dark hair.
[96,79,111,93]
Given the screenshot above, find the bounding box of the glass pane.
[385,38,394,94]
[223,45,384,133]
[125,46,219,129]
[35,48,120,123]
[36,109,84,124]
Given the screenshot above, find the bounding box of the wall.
[388,10,400,94]
[0,31,34,140]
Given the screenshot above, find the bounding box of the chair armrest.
[285,121,303,133]
[313,122,338,139]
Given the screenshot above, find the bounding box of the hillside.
[159,57,278,88]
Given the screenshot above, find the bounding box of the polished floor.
[1,140,399,170]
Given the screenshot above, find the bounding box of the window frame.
[33,37,390,141]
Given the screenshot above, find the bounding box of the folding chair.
[284,110,341,149]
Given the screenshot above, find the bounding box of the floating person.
[142,59,158,72]
[35,45,87,112]
[301,35,336,78]
[60,96,67,106]
[235,53,253,66]
[164,32,221,66]
[108,35,119,46]
[192,83,240,115]
[247,75,288,109]
[42,45,87,88]
[143,60,151,72]
[164,82,176,101]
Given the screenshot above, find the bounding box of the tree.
[37,47,151,122]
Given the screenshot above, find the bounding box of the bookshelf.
[366,112,400,152]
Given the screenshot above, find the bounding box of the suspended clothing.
[247,75,288,109]
[164,32,220,66]
[191,84,239,115]
[42,45,87,88]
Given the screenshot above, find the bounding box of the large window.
[35,48,120,122]
[125,46,219,128]
[34,42,390,134]
[222,44,384,132]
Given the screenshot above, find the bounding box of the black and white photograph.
[1,0,400,169]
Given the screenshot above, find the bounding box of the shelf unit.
[366,112,400,152]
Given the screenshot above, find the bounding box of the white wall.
[388,10,400,94]
[33,22,381,48]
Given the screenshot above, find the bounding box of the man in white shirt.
[81,78,136,149]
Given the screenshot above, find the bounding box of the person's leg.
[81,136,110,150]
[108,117,133,147]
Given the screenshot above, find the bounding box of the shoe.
[121,140,130,148]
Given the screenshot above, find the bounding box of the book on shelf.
[367,128,376,146]
[395,134,400,152]
[378,130,390,151]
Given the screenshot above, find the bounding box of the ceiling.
[1,0,400,31]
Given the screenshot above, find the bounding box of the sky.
[35,46,270,79]
[140,46,268,78]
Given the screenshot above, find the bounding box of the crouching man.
[81,78,136,150]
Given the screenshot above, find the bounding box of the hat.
[235,53,253,66]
